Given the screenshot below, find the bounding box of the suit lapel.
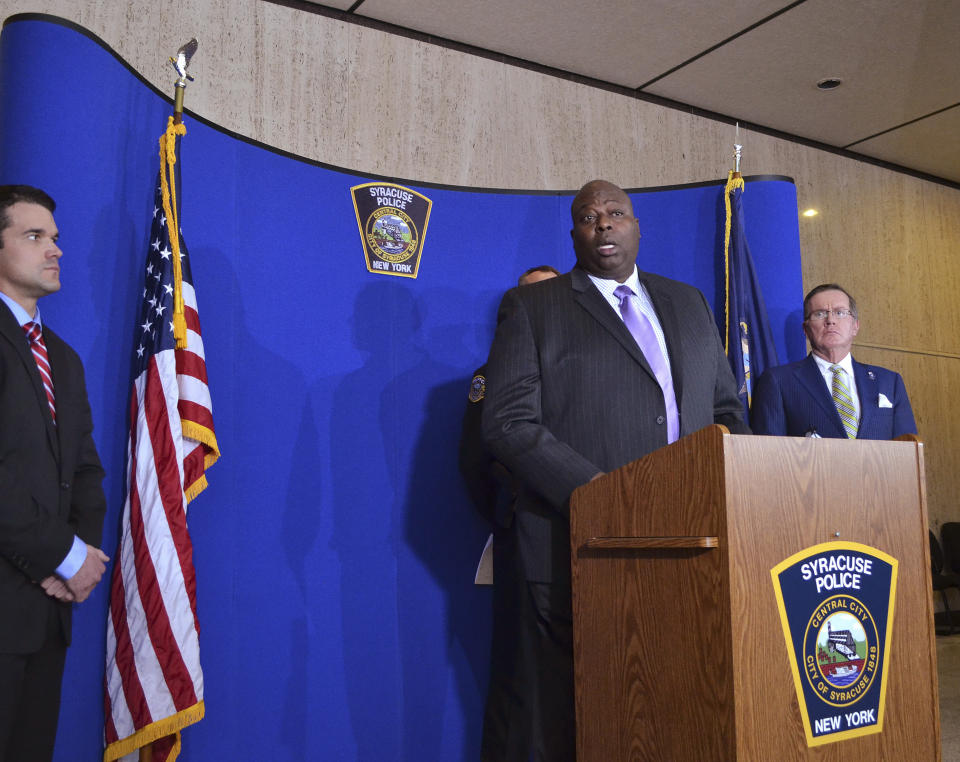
[569,268,658,382]
[0,302,60,458]
[795,354,845,437]
[852,359,876,439]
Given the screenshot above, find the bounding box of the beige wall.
[3,0,959,530]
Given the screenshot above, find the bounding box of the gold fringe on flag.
[103,701,205,762]
[723,170,745,355]
[159,116,188,349]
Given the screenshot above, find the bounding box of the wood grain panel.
[572,428,939,759]
[725,434,939,760]
[571,426,735,761]
[851,346,960,533]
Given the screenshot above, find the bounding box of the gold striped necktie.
[830,365,857,439]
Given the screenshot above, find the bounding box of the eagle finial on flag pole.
[169,37,198,124]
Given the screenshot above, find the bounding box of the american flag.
[104,166,218,762]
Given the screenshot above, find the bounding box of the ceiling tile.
[353,0,788,87]
[852,107,960,184]
[642,0,960,147]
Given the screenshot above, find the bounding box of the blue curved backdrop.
[0,15,805,761]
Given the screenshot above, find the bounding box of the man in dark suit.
[481,180,747,760]
[751,283,916,439]
[460,264,558,762]
[0,185,109,762]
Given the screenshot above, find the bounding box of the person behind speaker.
[460,264,559,762]
[750,283,916,439]
[0,184,109,762]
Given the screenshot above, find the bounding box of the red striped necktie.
[22,321,57,424]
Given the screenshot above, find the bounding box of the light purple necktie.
[614,285,679,443]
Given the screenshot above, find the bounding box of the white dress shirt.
[587,266,672,371]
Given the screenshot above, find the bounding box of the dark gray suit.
[483,267,746,583]
[0,299,106,759]
[481,267,746,759]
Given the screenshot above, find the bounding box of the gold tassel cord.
[159,117,188,349]
[723,171,745,355]
[157,116,221,503]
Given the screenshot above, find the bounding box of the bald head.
[570,180,633,222]
[569,180,640,283]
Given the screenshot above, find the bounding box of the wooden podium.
[569,425,940,761]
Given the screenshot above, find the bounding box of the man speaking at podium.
[481,179,747,760]
[751,283,917,440]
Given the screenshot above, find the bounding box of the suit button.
[61,482,70,490]
[656,415,665,425]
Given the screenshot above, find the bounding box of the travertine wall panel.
[2,0,958,526]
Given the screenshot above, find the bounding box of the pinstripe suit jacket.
[0,299,106,653]
[481,267,747,584]
[750,353,917,440]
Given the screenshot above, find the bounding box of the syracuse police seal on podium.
[351,182,432,278]
[771,541,897,747]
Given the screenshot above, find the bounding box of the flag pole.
[720,122,779,423]
[103,37,215,762]
[161,39,198,348]
[725,124,745,353]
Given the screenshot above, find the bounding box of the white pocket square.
[878,393,893,408]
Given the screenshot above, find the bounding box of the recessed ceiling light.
[816,78,843,90]
[802,209,819,217]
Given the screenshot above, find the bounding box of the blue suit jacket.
[750,354,916,440]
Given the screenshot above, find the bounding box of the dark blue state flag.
[724,172,779,424]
